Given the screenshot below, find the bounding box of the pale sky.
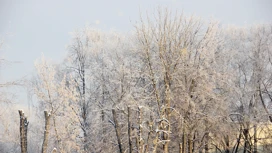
[0,0,271,104]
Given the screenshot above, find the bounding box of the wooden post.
[19,110,28,153]
[112,109,123,153]
[42,111,51,153]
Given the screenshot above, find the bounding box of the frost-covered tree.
[32,55,79,152]
[133,8,230,153]
[65,27,137,152]
[224,24,272,153]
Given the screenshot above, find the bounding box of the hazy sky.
[0,0,271,104]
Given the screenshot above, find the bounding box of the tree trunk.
[233,125,242,153]
[205,137,209,153]
[82,69,88,152]
[152,131,159,153]
[253,124,257,153]
[193,131,196,153]
[112,109,123,153]
[101,78,106,145]
[102,109,106,142]
[188,133,193,153]
[128,106,132,153]
[163,72,171,153]
[144,114,153,153]
[205,117,209,153]
[19,110,28,153]
[42,111,51,153]
[224,135,230,153]
[182,126,187,153]
[138,106,143,153]
[243,128,249,153]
